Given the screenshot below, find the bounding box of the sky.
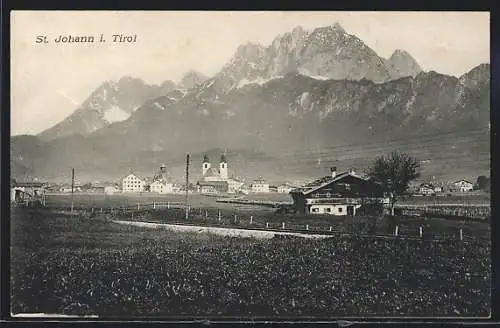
[11,11,490,136]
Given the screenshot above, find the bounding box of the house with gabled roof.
[121,172,146,193]
[419,183,435,195]
[289,167,387,216]
[452,179,474,192]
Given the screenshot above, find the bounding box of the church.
[196,154,243,194]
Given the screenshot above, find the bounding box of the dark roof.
[203,154,210,163]
[220,154,227,163]
[453,179,473,184]
[291,171,376,196]
[197,181,228,187]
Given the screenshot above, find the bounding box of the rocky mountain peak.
[459,63,490,89]
[331,22,346,33]
[178,70,208,90]
[386,49,423,78]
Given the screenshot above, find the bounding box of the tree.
[476,175,490,191]
[367,151,421,216]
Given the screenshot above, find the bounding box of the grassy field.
[44,191,490,210]
[10,207,491,317]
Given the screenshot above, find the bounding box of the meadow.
[10,206,491,318]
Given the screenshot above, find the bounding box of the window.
[325,208,331,213]
[338,207,343,213]
[312,208,319,212]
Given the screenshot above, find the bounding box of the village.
[10,153,490,218]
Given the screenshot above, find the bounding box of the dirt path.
[112,220,331,239]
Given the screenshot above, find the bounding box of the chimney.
[330,167,337,178]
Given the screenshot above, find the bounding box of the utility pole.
[71,168,75,214]
[185,154,190,219]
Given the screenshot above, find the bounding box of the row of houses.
[417,179,474,195]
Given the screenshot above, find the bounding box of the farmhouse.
[278,184,294,193]
[104,185,119,194]
[11,181,46,204]
[251,177,270,193]
[289,167,386,216]
[419,183,435,196]
[121,173,146,193]
[452,179,474,192]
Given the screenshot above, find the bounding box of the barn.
[289,168,387,216]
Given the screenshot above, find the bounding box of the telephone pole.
[185,154,190,219]
[71,168,75,214]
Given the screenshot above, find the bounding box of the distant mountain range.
[11,23,490,184]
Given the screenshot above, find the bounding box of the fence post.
[266,222,269,229]
[306,224,309,231]
[218,210,221,222]
[137,203,140,211]
[419,226,423,238]
[329,226,332,232]
[153,201,156,209]
[394,225,399,236]
[167,202,170,209]
[205,210,208,218]
[460,228,463,241]
[100,207,103,213]
[91,207,94,213]
[282,222,285,229]
[250,216,253,224]
[234,214,237,223]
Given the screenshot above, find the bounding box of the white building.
[453,179,474,192]
[202,154,228,182]
[251,177,270,193]
[419,183,435,195]
[227,178,244,193]
[197,154,232,193]
[104,185,119,194]
[149,164,174,194]
[121,173,146,193]
[278,184,294,193]
[150,179,173,194]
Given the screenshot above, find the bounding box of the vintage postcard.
[9,11,490,319]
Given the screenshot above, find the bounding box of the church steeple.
[202,154,211,176]
[219,154,228,180]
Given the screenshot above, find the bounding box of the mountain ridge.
[12,63,490,183]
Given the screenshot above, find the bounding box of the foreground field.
[10,207,490,317]
[44,192,490,209]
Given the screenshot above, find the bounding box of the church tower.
[202,154,211,176]
[219,154,228,180]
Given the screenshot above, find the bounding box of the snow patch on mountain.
[104,106,130,123]
[297,68,331,81]
[237,76,283,89]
